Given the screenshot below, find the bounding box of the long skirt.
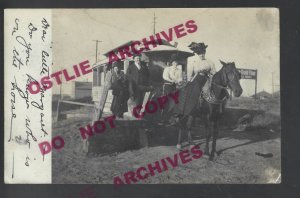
[167,74,207,118]
[111,90,130,117]
[161,83,176,120]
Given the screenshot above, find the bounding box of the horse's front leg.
[204,116,211,155]
[210,121,219,161]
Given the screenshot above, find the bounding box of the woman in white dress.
[162,54,183,94]
[187,42,216,92]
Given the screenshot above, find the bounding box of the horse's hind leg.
[187,116,194,148]
[210,121,219,161]
[187,130,193,148]
[177,128,182,149]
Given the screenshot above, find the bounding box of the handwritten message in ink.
[4,9,52,183]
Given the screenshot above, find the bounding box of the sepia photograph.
[50,8,280,184]
[4,8,280,185]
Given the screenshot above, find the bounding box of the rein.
[212,68,229,94]
[212,81,228,90]
[203,68,232,105]
[212,66,239,91]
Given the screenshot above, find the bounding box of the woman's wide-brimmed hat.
[188,42,208,54]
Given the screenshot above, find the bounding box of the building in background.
[91,40,193,103]
[273,90,280,98]
[252,90,272,100]
[71,81,92,100]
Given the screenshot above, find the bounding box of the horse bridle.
[213,67,240,90]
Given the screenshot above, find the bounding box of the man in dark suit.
[126,54,152,106]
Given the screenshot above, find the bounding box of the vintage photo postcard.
[4,8,280,184]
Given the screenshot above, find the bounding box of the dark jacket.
[110,71,129,116]
[126,62,150,98]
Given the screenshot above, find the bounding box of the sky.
[52,8,279,96]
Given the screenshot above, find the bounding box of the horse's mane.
[211,66,229,101]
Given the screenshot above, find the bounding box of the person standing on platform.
[126,54,153,110]
[110,63,129,118]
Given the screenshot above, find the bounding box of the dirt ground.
[52,97,281,184]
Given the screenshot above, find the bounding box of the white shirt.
[163,65,183,84]
[187,56,216,81]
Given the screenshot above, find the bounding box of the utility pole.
[272,72,274,97]
[59,75,62,99]
[92,40,102,63]
[92,40,102,86]
[153,12,157,35]
[254,69,258,100]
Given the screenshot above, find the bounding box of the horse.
[170,60,243,160]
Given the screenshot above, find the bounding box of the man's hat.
[169,54,179,63]
[188,42,208,54]
[112,62,118,68]
[133,53,142,58]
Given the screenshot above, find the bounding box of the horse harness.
[199,67,236,112]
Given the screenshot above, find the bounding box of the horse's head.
[220,60,243,97]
